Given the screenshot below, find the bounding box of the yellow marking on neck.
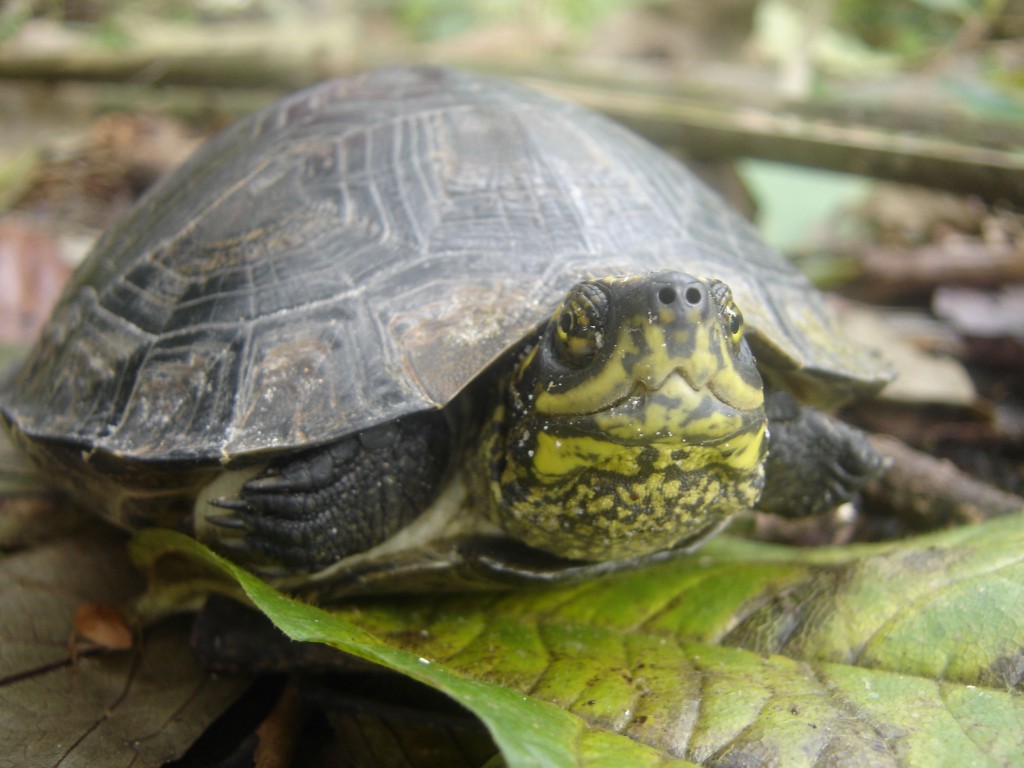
[529,430,642,482]
[722,422,768,472]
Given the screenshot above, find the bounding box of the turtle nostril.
[684,285,703,306]
[657,286,677,305]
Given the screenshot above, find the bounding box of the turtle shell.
[1,67,887,464]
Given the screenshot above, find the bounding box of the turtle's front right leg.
[204,412,450,572]
[757,390,885,518]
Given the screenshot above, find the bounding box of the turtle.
[0,66,890,599]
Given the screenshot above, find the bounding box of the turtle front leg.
[758,390,886,518]
[203,412,450,572]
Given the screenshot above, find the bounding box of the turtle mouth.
[584,369,765,446]
[645,366,762,412]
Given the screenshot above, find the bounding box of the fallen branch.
[866,433,1024,530]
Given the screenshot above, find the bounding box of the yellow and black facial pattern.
[473,271,769,562]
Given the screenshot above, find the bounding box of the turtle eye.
[709,279,744,344]
[558,311,574,335]
[726,306,744,341]
[553,283,607,366]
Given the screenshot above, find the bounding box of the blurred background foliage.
[1,0,1020,68]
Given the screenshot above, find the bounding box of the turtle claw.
[205,510,248,529]
[209,496,250,512]
[243,474,293,493]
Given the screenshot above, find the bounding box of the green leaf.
[133,531,698,768]
[132,511,1024,767]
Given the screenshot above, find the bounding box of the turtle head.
[476,271,769,562]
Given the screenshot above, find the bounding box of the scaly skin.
[470,271,769,561]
